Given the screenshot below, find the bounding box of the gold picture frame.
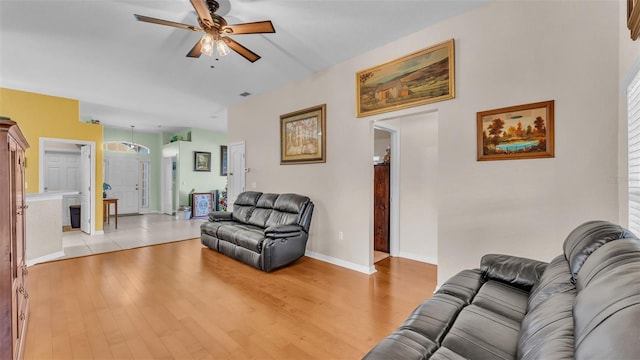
[477,100,555,161]
[280,104,326,164]
[628,0,640,40]
[356,39,455,117]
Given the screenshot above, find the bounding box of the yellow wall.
[0,88,104,231]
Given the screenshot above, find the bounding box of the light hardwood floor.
[24,239,437,359]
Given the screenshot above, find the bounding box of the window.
[140,160,150,208]
[628,70,640,234]
[103,141,149,154]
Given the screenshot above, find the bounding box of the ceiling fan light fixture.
[216,39,230,56]
[200,33,215,56]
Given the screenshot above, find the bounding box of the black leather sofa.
[200,191,314,272]
[364,220,640,359]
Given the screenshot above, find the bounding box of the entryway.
[40,138,96,235]
[373,127,392,263]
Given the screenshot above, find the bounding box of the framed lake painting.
[477,100,555,161]
[356,39,455,117]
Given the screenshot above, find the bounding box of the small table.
[103,198,118,229]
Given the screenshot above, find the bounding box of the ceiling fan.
[134,0,275,63]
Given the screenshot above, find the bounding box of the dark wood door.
[374,164,390,253]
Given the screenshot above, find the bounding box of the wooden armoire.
[373,163,390,253]
[0,118,29,360]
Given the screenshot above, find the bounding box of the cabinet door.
[373,165,390,253]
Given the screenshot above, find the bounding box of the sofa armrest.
[480,254,548,290]
[209,211,233,222]
[265,224,303,238]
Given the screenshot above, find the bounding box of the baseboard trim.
[397,252,438,265]
[305,250,377,275]
[26,251,65,267]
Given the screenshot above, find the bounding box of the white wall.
[228,1,621,284]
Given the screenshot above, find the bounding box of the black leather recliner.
[364,220,640,359]
[200,191,314,272]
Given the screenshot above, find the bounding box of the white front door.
[80,145,92,234]
[105,157,140,215]
[228,142,246,211]
[161,157,174,215]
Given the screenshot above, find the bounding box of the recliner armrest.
[480,254,548,290]
[209,211,233,222]
[264,224,303,238]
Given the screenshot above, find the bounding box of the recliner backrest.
[562,220,636,281]
[265,193,310,227]
[232,191,262,223]
[247,193,278,227]
[572,238,640,359]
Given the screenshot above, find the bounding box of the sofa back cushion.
[527,255,574,312]
[247,193,278,227]
[265,193,309,227]
[232,191,263,223]
[563,220,636,281]
[572,239,640,359]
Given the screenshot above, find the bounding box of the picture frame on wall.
[280,104,326,164]
[194,151,211,172]
[477,100,555,161]
[192,192,214,217]
[220,145,228,176]
[356,39,455,117]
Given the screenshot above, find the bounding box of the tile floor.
[60,213,206,260]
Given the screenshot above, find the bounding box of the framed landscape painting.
[194,151,211,171]
[280,104,326,164]
[477,100,555,161]
[356,39,455,117]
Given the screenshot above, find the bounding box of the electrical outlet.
[251,182,257,189]
[338,231,344,240]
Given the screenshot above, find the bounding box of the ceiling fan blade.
[222,21,275,35]
[190,0,214,28]
[223,37,261,63]
[134,14,201,32]
[186,38,203,58]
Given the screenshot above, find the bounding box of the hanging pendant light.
[130,125,136,152]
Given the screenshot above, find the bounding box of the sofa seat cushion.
[201,221,243,236]
[429,347,467,360]
[436,269,485,304]
[399,293,466,344]
[441,304,520,360]
[517,291,575,360]
[217,224,262,243]
[235,229,268,253]
[472,280,529,322]
[363,329,438,360]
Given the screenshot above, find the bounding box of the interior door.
[44,151,80,192]
[80,145,92,234]
[227,142,246,211]
[161,157,174,214]
[106,157,139,214]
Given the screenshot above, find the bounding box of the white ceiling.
[0,0,486,133]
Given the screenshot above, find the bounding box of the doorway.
[372,125,400,264]
[227,141,246,211]
[39,138,96,235]
[161,156,177,215]
[371,111,438,268]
